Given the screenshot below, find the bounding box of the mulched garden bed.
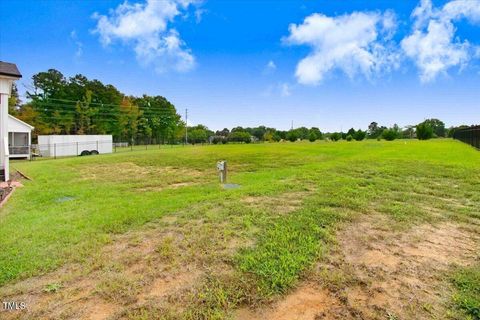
[0,170,26,207]
[0,185,13,205]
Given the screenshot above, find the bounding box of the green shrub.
[416,122,434,140]
[228,131,251,143]
[330,132,341,141]
[286,130,299,142]
[211,136,226,145]
[346,135,353,141]
[353,130,366,141]
[309,127,323,140]
[308,132,317,142]
[382,129,398,141]
[188,129,208,144]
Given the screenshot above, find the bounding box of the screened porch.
[8,131,30,158]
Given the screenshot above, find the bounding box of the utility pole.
[185,108,188,145]
[291,120,293,130]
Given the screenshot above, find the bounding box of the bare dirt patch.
[337,215,479,319]
[0,209,244,320]
[235,284,347,320]
[86,301,117,320]
[137,268,202,306]
[236,214,479,320]
[241,191,312,215]
[79,162,206,184]
[137,181,198,192]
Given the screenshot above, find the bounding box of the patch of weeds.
[125,305,176,320]
[379,200,431,225]
[182,223,237,265]
[451,266,480,320]
[155,236,176,261]
[386,311,399,320]
[120,251,143,267]
[96,273,142,304]
[237,205,339,297]
[182,273,255,320]
[43,282,63,293]
[422,302,434,314]
[314,265,357,292]
[129,235,144,247]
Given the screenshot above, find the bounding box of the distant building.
[8,115,34,159]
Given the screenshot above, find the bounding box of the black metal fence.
[16,139,259,161]
[453,126,480,149]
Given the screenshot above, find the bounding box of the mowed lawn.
[1,140,479,319]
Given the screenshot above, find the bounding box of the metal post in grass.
[217,161,227,183]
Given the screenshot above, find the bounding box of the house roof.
[8,115,34,130]
[0,62,22,78]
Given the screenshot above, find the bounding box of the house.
[8,115,34,159]
[0,61,22,182]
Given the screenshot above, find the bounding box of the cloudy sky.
[1,0,479,131]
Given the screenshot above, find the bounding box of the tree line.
[10,69,183,144]
[190,118,457,144]
[10,69,470,145]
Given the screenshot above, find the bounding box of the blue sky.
[1,0,479,131]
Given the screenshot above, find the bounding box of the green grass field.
[1,139,479,319]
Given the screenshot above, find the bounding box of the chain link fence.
[25,141,189,160]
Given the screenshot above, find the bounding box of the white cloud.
[92,0,196,73]
[411,0,434,29]
[284,10,398,85]
[194,8,206,23]
[262,60,277,75]
[280,83,291,97]
[443,0,480,23]
[401,0,480,82]
[70,30,83,59]
[262,82,293,97]
[267,60,276,70]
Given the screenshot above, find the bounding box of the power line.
[44,103,176,113]
[19,96,181,113]
[15,107,186,127]
[27,102,178,117]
